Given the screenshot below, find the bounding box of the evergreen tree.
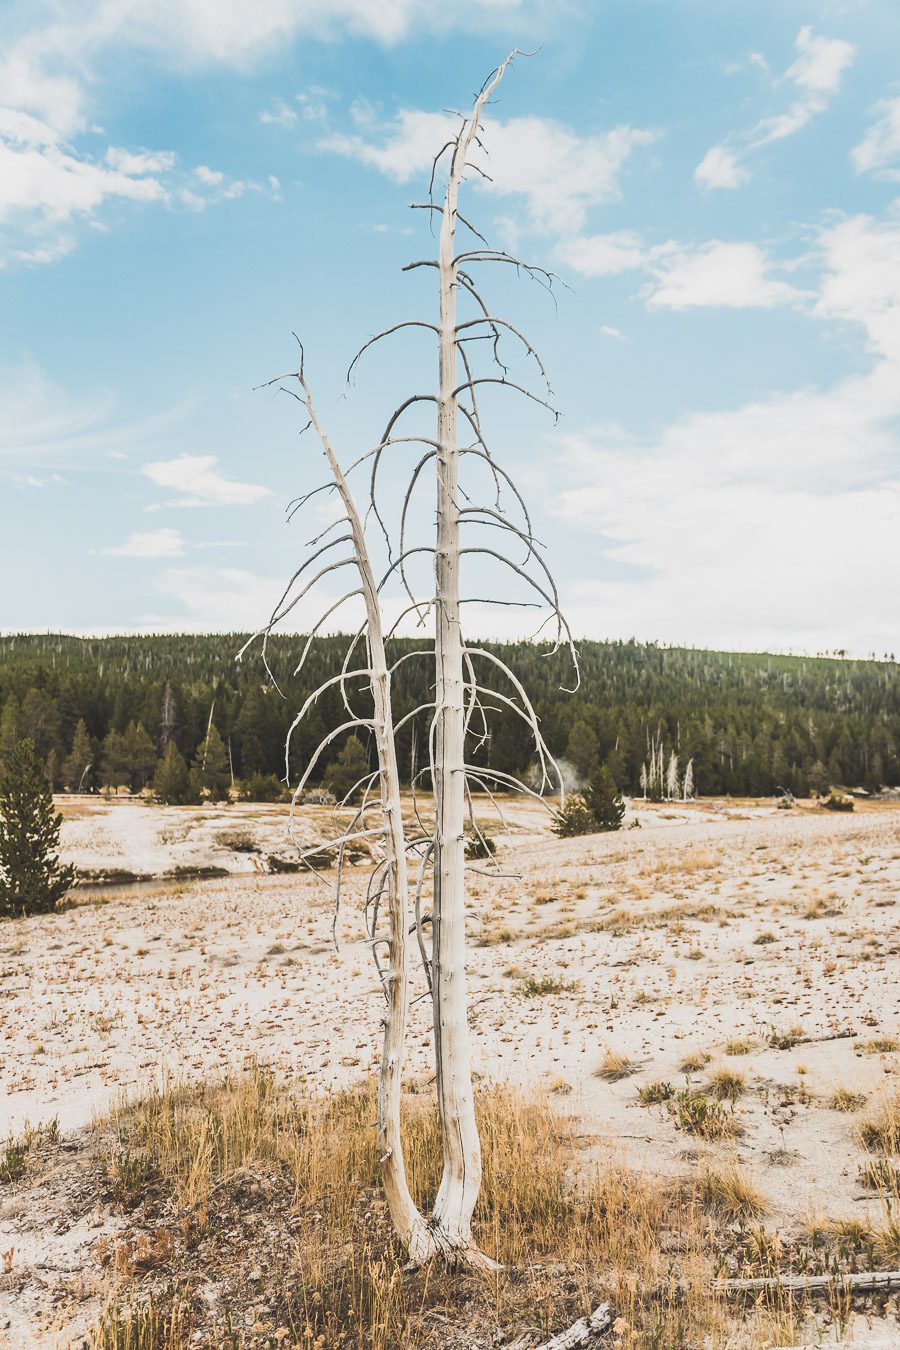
[324,734,370,803]
[123,721,157,793]
[100,728,129,793]
[551,794,596,838]
[583,764,625,831]
[193,724,230,801]
[62,719,94,791]
[154,741,192,804]
[807,759,829,796]
[159,681,178,751]
[45,748,59,791]
[20,687,60,760]
[0,695,19,767]
[0,739,76,917]
[565,718,599,782]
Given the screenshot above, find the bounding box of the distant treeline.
[0,633,897,798]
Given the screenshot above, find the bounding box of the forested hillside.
[0,633,897,798]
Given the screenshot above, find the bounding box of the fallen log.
[718,1270,900,1296]
[517,1303,613,1350]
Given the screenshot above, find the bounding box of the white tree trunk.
[300,382,435,1264]
[430,120,483,1254]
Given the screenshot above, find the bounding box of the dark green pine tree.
[583,764,626,832]
[324,733,371,804]
[154,741,192,804]
[62,718,94,792]
[193,724,231,801]
[0,738,76,917]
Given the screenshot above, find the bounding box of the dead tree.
[243,52,577,1267]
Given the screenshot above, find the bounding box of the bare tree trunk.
[296,375,435,1264]
[431,137,483,1254]
[430,62,511,1259]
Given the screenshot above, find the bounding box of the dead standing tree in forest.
[242,53,578,1268]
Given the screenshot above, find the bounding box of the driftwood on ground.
[513,1303,613,1350]
[719,1269,900,1295]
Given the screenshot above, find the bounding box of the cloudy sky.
[2,0,899,656]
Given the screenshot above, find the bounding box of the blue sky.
[1,0,899,655]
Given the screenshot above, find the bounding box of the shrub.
[465,833,496,860]
[551,795,596,838]
[822,791,854,812]
[517,974,577,998]
[243,773,286,803]
[669,1089,739,1140]
[637,1081,674,1106]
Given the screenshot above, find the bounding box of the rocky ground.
[1,795,899,1347]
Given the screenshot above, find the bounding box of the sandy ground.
[1,794,899,1346]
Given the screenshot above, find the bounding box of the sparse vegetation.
[694,1164,766,1220]
[768,1025,805,1050]
[723,1038,754,1056]
[516,974,578,998]
[79,1069,759,1349]
[669,1089,740,1139]
[637,1080,674,1105]
[596,1048,638,1081]
[829,1087,867,1112]
[858,1095,900,1155]
[707,1068,746,1103]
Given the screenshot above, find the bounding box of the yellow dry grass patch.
[90,1068,770,1350]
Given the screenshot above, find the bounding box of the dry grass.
[669,1089,742,1141]
[722,1038,754,1057]
[857,1037,900,1055]
[596,1047,638,1081]
[707,1068,746,1104]
[87,1067,760,1350]
[829,1087,867,1112]
[857,1093,900,1155]
[693,1163,767,1221]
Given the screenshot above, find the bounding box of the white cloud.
[260,99,298,128]
[786,25,854,96]
[0,136,170,228]
[0,117,270,264]
[644,241,805,311]
[554,364,900,653]
[105,146,177,175]
[551,206,900,656]
[852,97,900,179]
[323,113,655,234]
[693,145,751,191]
[104,527,186,558]
[554,230,645,277]
[694,27,855,192]
[814,210,900,363]
[141,454,272,507]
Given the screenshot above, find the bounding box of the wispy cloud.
[0,361,190,468]
[852,96,900,180]
[141,454,272,507]
[103,527,185,558]
[695,26,855,192]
